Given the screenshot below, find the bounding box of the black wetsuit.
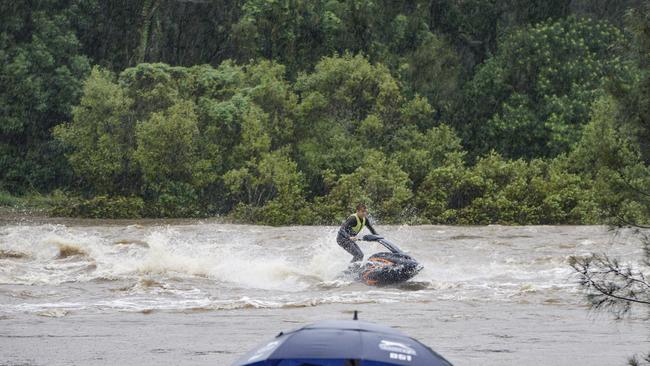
[337,215,377,262]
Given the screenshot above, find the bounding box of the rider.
[337,203,377,262]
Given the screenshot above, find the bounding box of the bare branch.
[569,253,650,317]
[613,213,650,229]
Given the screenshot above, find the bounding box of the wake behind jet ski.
[346,234,423,286]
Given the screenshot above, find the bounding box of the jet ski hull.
[351,252,422,286]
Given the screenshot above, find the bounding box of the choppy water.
[0,220,648,365]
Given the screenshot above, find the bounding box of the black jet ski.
[347,234,422,286]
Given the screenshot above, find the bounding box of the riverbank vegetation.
[2,1,650,225]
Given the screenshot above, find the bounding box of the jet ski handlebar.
[362,234,384,241]
[362,234,404,255]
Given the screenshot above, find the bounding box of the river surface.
[0,219,648,365]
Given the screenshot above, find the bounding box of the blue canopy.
[232,320,453,366]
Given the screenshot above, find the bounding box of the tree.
[390,123,465,189]
[314,150,412,224]
[415,152,597,224]
[53,67,136,195]
[232,0,338,75]
[134,101,208,217]
[294,54,400,188]
[134,101,202,187]
[71,0,244,70]
[570,96,650,223]
[460,17,629,159]
[608,2,650,163]
[399,32,461,114]
[224,149,310,225]
[241,60,297,148]
[294,53,436,196]
[58,59,305,217]
[3,0,650,227]
[570,0,645,27]
[570,6,650,364]
[0,3,90,192]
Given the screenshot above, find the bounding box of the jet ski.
[347,234,422,286]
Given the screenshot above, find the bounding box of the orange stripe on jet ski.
[369,258,394,265]
[362,264,382,285]
[361,258,397,285]
[362,270,378,285]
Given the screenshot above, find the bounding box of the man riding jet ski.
[336,203,377,262]
[337,204,422,285]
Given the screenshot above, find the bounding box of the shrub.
[53,195,144,219]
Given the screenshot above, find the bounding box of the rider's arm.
[366,219,378,235]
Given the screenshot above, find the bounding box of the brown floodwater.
[0,220,648,365]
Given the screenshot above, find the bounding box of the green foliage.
[3,1,650,226]
[607,3,650,163]
[462,17,629,159]
[391,124,465,188]
[134,101,208,216]
[52,195,144,219]
[416,153,599,225]
[398,33,461,113]
[233,0,338,75]
[36,52,650,225]
[294,54,441,197]
[295,53,402,130]
[0,190,69,214]
[0,191,20,207]
[53,67,136,194]
[225,149,310,225]
[144,182,200,218]
[294,54,398,189]
[55,60,300,219]
[135,101,202,187]
[570,96,650,223]
[0,3,90,192]
[314,150,412,224]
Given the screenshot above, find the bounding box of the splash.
[56,244,88,259]
[0,249,28,259]
[114,239,150,248]
[1,223,635,315]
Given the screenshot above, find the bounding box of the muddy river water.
[0,220,647,365]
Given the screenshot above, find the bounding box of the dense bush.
[460,17,629,159]
[1,3,90,192]
[312,150,413,224]
[52,195,144,219]
[3,2,650,224]
[569,96,650,223]
[49,52,650,224]
[415,154,599,225]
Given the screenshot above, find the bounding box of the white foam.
[1,223,643,314]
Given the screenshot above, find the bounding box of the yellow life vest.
[351,213,366,234]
